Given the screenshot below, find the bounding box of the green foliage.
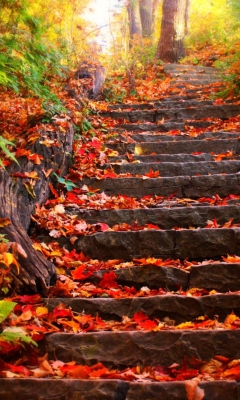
[0,300,16,323]
[126,37,158,76]
[0,235,9,244]
[186,0,231,49]
[52,172,77,191]
[0,330,37,346]
[42,101,67,123]
[0,300,37,347]
[81,119,93,132]
[0,0,69,99]
[215,51,240,97]
[102,80,127,103]
[182,0,240,97]
[0,136,19,169]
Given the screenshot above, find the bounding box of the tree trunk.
[152,0,160,35]
[127,0,142,40]
[139,0,152,37]
[185,0,191,35]
[0,122,74,294]
[156,0,189,63]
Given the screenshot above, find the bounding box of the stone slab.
[42,330,240,367]
[0,379,238,400]
[46,294,240,324]
[72,205,240,229]
[76,230,175,260]
[127,381,238,400]
[169,79,220,86]
[173,228,238,259]
[82,174,240,198]
[111,153,215,162]
[111,160,240,176]
[75,228,240,260]
[126,382,187,400]
[163,64,220,73]
[189,263,240,292]
[108,138,240,155]
[107,99,214,111]
[116,121,185,132]
[97,265,188,291]
[183,174,240,198]
[106,105,240,123]
[122,131,240,142]
[0,379,128,400]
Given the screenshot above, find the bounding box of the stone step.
[41,330,240,367]
[118,131,240,143]
[115,118,227,132]
[107,138,240,155]
[111,153,233,163]
[172,85,223,95]
[95,263,240,292]
[163,64,220,74]
[169,72,220,79]
[74,228,240,260]
[82,174,240,198]
[104,104,240,123]
[169,79,221,86]
[108,92,231,110]
[168,83,222,90]
[74,205,240,230]
[1,379,239,400]
[115,121,187,132]
[47,293,240,323]
[109,160,240,176]
[0,380,128,400]
[108,98,238,111]
[126,381,239,400]
[107,99,214,110]
[3,65,238,400]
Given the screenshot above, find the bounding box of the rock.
[0,379,128,400]
[42,330,240,367]
[71,205,240,230]
[112,160,240,176]
[126,382,187,400]
[46,294,240,324]
[189,263,240,292]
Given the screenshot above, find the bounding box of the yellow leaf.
[3,253,20,274]
[56,267,66,275]
[36,307,48,317]
[175,322,194,329]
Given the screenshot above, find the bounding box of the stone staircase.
[2,64,240,399]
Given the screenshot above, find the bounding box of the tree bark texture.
[184,0,191,35]
[139,0,152,37]
[0,123,74,293]
[152,0,160,34]
[127,0,142,39]
[156,0,189,63]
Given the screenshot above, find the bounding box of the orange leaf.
[144,169,160,178]
[0,218,11,228]
[61,364,90,378]
[71,265,92,281]
[221,364,240,379]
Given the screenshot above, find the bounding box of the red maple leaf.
[144,169,160,178]
[12,294,42,304]
[133,311,157,330]
[71,265,93,281]
[99,271,119,289]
